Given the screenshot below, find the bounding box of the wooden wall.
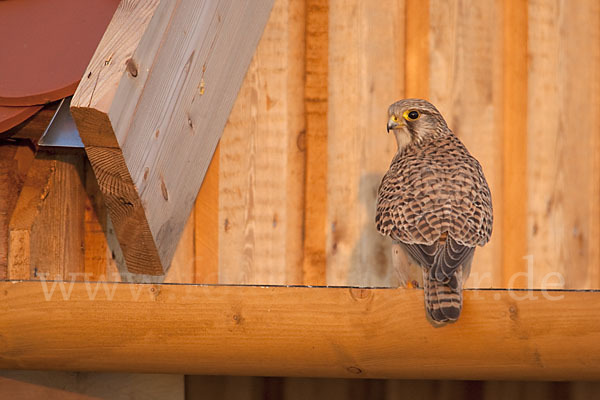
[1,0,600,397]
[2,0,599,288]
[162,0,600,290]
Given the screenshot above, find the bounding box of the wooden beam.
[71,0,275,276]
[8,151,86,280]
[1,281,599,380]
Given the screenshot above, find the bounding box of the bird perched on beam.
[376,98,493,324]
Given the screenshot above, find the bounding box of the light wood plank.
[72,0,274,276]
[218,0,305,285]
[429,0,504,288]
[501,0,528,289]
[527,0,600,289]
[302,0,328,285]
[327,0,404,286]
[404,0,429,99]
[1,281,600,380]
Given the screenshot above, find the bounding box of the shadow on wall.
[347,172,400,288]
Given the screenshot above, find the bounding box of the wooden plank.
[527,0,600,289]
[72,0,275,276]
[428,0,504,288]
[404,0,429,99]
[218,0,304,285]
[70,0,163,276]
[83,159,109,281]
[165,210,195,284]
[7,154,56,279]
[327,0,405,286]
[501,0,528,288]
[1,281,600,380]
[302,0,328,285]
[0,158,20,280]
[8,151,86,281]
[0,143,33,280]
[193,144,219,284]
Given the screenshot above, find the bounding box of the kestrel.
[376,99,493,324]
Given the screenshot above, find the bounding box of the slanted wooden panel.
[72,0,275,276]
[2,281,600,380]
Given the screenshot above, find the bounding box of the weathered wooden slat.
[1,281,599,380]
[72,0,275,276]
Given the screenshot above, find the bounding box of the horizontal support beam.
[1,281,599,380]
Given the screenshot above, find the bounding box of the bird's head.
[387,98,448,150]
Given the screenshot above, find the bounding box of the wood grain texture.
[83,159,109,281]
[429,0,504,288]
[404,0,429,99]
[302,0,328,285]
[527,0,600,289]
[71,0,163,276]
[502,0,528,288]
[0,156,21,280]
[193,144,219,284]
[0,102,58,141]
[2,281,600,380]
[7,154,55,279]
[327,0,404,286]
[165,210,195,284]
[8,151,86,281]
[218,0,305,285]
[72,0,275,276]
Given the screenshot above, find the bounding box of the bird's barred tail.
[423,267,463,324]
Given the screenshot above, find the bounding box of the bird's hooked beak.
[387,115,403,133]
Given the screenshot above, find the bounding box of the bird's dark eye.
[407,110,419,120]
